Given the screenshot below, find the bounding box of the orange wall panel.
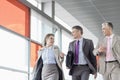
[0,0,30,37]
[31,42,42,67]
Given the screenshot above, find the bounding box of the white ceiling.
[56,0,120,38]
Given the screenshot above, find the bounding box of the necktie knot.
[107,37,111,40]
[76,40,79,45]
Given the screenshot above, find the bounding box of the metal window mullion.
[0,66,28,74]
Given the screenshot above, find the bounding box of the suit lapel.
[112,35,117,47]
[82,38,86,50]
[73,41,76,54]
[82,38,88,56]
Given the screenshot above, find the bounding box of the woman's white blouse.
[41,46,56,64]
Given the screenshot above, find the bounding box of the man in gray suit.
[93,22,120,80]
[67,25,97,80]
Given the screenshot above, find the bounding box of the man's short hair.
[102,22,113,29]
[72,25,83,34]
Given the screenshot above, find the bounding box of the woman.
[32,33,65,80]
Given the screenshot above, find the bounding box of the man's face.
[72,28,82,39]
[102,23,111,36]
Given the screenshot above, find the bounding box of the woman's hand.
[59,52,64,63]
[60,52,65,58]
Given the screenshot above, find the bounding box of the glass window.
[54,27,61,47]
[0,28,28,71]
[30,9,60,44]
[31,9,53,43]
[0,69,28,80]
[30,42,41,68]
[0,0,30,37]
[62,30,72,55]
[62,30,72,80]
[30,41,42,80]
[30,10,42,43]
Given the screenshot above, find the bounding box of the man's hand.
[97,46,106,53]
[66,67,70,69]
[94,73,97,79]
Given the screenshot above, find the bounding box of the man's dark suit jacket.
[67,38,97,75]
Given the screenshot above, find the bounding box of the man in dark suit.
[67,25,97,80]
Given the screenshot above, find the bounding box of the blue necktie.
[75,40,79,64]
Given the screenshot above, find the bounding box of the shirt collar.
[45,45,53,49]
[76,37,83,42]
[106,34,114,39]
